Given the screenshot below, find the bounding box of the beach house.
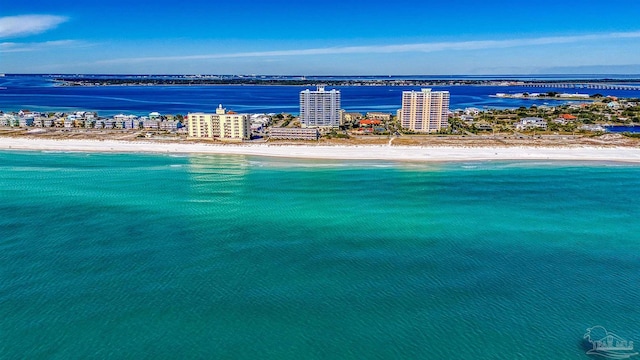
[516,117,547,130]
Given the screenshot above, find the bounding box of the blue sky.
[2,0,640,75]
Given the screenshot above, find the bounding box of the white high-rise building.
[299,86,341,128]
[399,89,450,133]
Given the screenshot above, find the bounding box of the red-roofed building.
[359,119,382,126]
[560,114,577,120]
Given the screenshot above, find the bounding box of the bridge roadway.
[519,83,640,91]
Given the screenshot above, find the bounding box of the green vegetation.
[441,99,640,136]
[621,132,640,138]
[324,129,350,139]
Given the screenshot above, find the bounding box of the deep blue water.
[1,75,639,116]
[605,125,640,133]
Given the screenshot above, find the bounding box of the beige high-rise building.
[399,89,450,133]
[187,104,250,141]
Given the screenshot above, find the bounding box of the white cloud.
[97,31,640,64]
[1,40,83,53]
[0,15,68,39]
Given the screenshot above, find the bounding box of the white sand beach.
[2,137,640,163]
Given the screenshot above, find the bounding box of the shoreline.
[2,137,640,163]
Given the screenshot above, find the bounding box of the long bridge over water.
[519,83,640,91]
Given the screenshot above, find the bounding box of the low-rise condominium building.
[188,104,250,141]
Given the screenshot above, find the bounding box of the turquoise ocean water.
[1,151,640,359]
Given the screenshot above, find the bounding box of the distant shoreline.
[2,137,640,163]
[50,76,640,88]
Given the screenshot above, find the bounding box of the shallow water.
[1,151,639,359]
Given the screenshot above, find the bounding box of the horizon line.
[5,73,640,77]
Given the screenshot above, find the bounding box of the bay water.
[1,151,639,358]
[2,75,639,116]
